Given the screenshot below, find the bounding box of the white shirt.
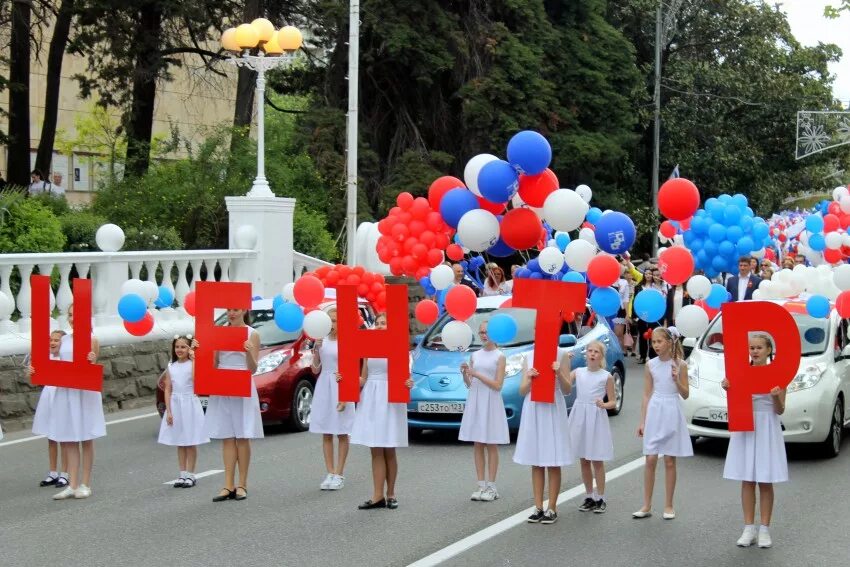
[28,181,47,195]
[47,183,66,196]
[482,282,506,297]
[737,274,750,301]
[616,278,630,308]
[673,286,685,320]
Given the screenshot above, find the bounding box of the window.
[700,310,830,357]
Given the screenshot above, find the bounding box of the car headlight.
[787,363,826,393]
[505,353,527,377]
[687,359,699,388]
[254,351,289,376]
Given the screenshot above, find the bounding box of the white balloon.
[442,320,474,351]
[234,225,258,249]
[686,275,711,300]
[121,278,147,298]
[464,154,499,197]
[95,223,125,252]
[431,265,455,291]
[575,184,592,203]
[563,240,596,272]
[834,264,850,291]
[841,195,850,214]
[759,279,775,298]
[751,289,763,300]
[843,233,850,247]
[799,231,810,245]
[833,185,849,202]
[673,234,684,246]
[538,246,565,274]
[658,246,668,256]
[751,247,765,259]
[457,209,500,252]
[0,292,13,319]
[547,238,557,248]
[282,282,296,302]
[825,231,843,250]
[579,227,597,246]
[303,310,332,339]
[511,194,526,208]
[543,189,589,232]
[142,280,159,303]
[675,304,710,338]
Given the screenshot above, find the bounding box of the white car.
[683,299,850,457]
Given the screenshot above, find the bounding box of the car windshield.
[699,311,830,356]
[215,309,301,347]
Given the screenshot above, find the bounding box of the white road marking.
[407,455,646,567]
[163,469,224,485]
[0,411,159,448]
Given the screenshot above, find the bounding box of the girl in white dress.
[32,330,69,488]
[567,341,616,514]
[514,350,574,525]
[459,322,509,502]
[309,308,355,491]
[721,333,787,549]
[158,335,209,488]
[634,327,692,520]
[351,313,414,510]
[200,308,263,503]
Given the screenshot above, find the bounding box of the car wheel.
[819,398,843,458]
[288,379,314,432]
[607,369,624,416]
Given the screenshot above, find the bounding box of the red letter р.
[336,284,410,403]
[194,281,253,397]
[511,278,587,403]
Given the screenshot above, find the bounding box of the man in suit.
[726,256,762,301]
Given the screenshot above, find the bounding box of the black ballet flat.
[358,499,387,510]
[234,487,248,501]
[387,498,398,509]
[212,488,236,502]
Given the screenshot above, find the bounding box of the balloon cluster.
[310,264,388,313]
[117,279,174,336]
[376,192,452,278]
[272,275,335,340]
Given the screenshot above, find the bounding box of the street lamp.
[221,19,303,198]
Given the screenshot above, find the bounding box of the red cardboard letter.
[512,279,587,403]
[31,275,103,391]
[721,301,801,431]
[337,284,410,403]
[194,281,253,397]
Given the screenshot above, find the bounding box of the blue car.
[408,296,626,432]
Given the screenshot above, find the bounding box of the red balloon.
[401,255,418,275]
[415,300,440,325]
[415,266,430,279]
[500,208,543,250]
[841,214,850,230]
[499,298,512,308]
[695,299,719,320]
[658,178,700,221]
[679,217,692,231]
[346,274,360,286]
[409,220,426,237]
[778,233,787,243]
[391,223,409,241]
[445,285,477,321]
[183,291,196,316]
[659,220,677,239]
[426,248,444,267]
[352,266,365,277]
[477,195,506,215]
[837,291,850,318]
[411,197,430,219]
[357,283,370,296]
[517,169,559,208]
[446,244,464,261]
[412,243,429,259]
[824,214,840,233]
[124,312,154,336]
[397,192,415,209]
[325,270,340,285]
[829,201,841,215]
[428,176,465,210]
[389,258,403,276]
[315,266,331,279]
[562,311,575,323]
[586,254,621,288]
[658,246,695,285]
[419,230,436,247]
[293,275,325,308]
[434,232,450,249]
[426,211,444,232]
[824,248,842,264]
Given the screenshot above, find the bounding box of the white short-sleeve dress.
[309,338,355,435]
[458,348,509,444]
[158,360,210,447]
[642,357,693,457]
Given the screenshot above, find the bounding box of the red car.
[156,297,375,431]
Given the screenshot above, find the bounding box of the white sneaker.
[737,526,757,547]
[320,473,334,490]
[52,486,76,500]
[479,486,499,501]
[758,528,772,548]
[327,475,344,490]
[74,485,92,499]
[470,487,484,501]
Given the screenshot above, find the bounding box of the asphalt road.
[1,357,848,567]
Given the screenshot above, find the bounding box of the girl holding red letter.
[31,330,69,489]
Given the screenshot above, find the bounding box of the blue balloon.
[706,283,728,309]
[731,193,748,210]
[562,271,586,283]
[752,222,769,241]
[737,236,755,255]
[711,256,726,271]
[589,287,620,318]
[469,255,485,270]
[154,286,174,309]
[487,236,514,257]
[274,302,304,332]
[718,194,733,203]
[710,204,726,223]
[809,233,826,251]
[516,268,532,279]
[726,225,743,243]
[594,211,636,254]
[703,240,718,256]
[806,215,824,233]
[633,289,666,323]
[118,293,147,323]
[487,313,518,343]
[586,207,603,224]
[440,188,479,228]
[272,294,286,311]
[478,160,519,203]
[506,130,552,175]
[529,272,543,280]
[708,223,727,243]
[739,215,754,233]
[806,295,830,319]
[527,258,541,272]
[691,216,709,235]
[555,232,571,252]
[718,241,735,258]
[723,206,741,226]
[696,250,709,268]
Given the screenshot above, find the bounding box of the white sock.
[486,482,496,490]
[592,491,599,500]
[745,524,755,531]
[759,525,770,532]
[585,492,593,499]
[179,470,187,479]
[477,480,486,488]
[59,472,68,479]
[598,494,606,502]
[48,471,58,478]
[187,472,195,480]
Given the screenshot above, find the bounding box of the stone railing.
[293,251,333,280]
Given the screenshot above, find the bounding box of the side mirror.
[682,337,696,349]
[414,334,424,346]
[559,333,577,347]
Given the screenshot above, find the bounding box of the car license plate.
[199,397,209,409]
[708,408,727,422]
[417,401,465,414]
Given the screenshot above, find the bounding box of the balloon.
[543,189,589,232]
[675,304,710,338]
[445,285,477,321]
[183,291,196,316]
[589,287,620,318]
[579,227,597,246]
[834,185,850,202]
[293,275,325,309]
[538,246,566,274]
[658,178,700,221]
[442,320,474,351]
[562,271,586,283]
[633,289,666,323]
[154,286,175,309]
[826,231,843,250]
[518,169,559,208]
[476,195,506,215]
[554,231,571,252]
[120,278,146,299]
[464,154,499,197]
[593,211,636,254]
[833,264,850,291]
[302,310,332,339]
[586,254,621,288]
[805,215,824,233]
[836,290,850,318]
[397,192,414,209]
[124,312,154,336]
[705,283,728,309]
[575,184,592,203]
[564,239,597,272]
[507,130,551,175]
[809,233,826,251]
[825,214,840,232]
[659,221,676,239]
[586,207,603,224]
[686,275,712,300]
[446,243,464,262]
[806,295,830,318]
[658,247,695,285]
[440,188,479,229]
[477,160,519,203]
[274,302,304,332]
[118,294,147,323]
[500,207,543,250]
[457,209,500,252]
[415,300,440,326]
[487,313,518,343]
[431,264,455,290]
[427,176,465,210]
[95,223,125,252]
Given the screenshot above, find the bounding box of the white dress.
[642,357,693,457]
[309,338,355,435]
[158,360,210,446]
[513,373,574,467]
[723,394,788,483]
[44,335,106,442]
[350,358,408,448]
[204,328,264,439]
[568,367,614,461]
[31,353,60,437]
[459,348,509,444]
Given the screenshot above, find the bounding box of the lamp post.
[221,20,303,198]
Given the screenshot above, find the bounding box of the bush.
[60,211,107,252]
[30,193,71,217]
[123,225,184,251]
[0,198,66,253]
[294,207,339,262]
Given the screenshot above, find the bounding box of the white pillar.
[226,196,295,298]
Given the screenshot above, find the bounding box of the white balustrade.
[293,251,333,282]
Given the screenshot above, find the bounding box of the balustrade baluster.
[0,265,16,332]
[16,264,34,332]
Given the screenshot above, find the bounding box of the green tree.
[0,198,66,253]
